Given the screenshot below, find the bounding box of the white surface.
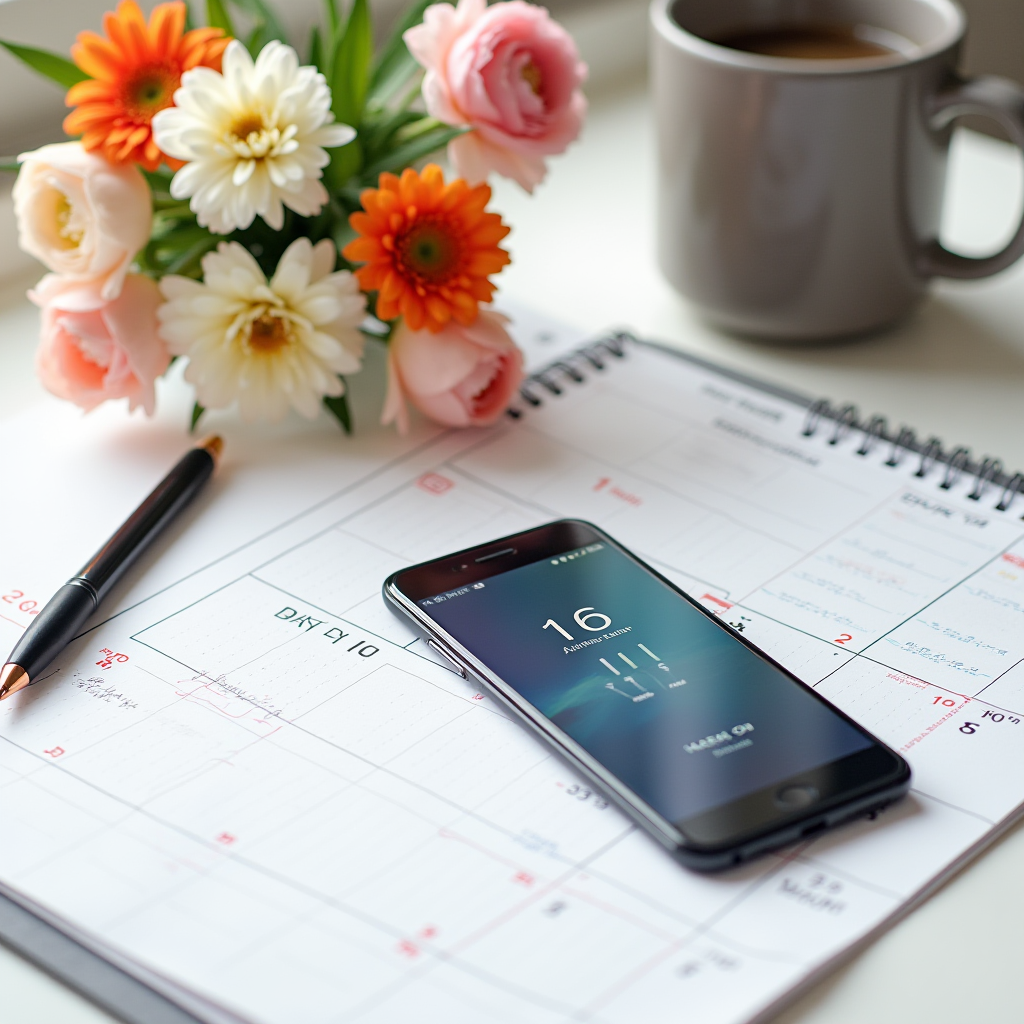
[2,73,1024,1024]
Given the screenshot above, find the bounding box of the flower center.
[226,113,296,160]
[53,192,83,250]
[472,360,504,409]
[232,113,265,140]
[247,313,292,354]
[62,335,108,389]
[396,220,462,285]
[124,65,179,118]
[521,61,543,95]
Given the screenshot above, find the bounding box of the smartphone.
[384,520,910,870]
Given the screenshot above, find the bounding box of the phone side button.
[427,639,467,678]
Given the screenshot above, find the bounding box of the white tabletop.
[2,75,1023,1024]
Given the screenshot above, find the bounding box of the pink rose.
[405,0,587,192]
[14,142,152,302]
[31,274,170,415]
[382,310,525,432]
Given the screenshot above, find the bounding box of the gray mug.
[651,0,1024,340]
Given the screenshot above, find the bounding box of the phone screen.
[418,540,873,827]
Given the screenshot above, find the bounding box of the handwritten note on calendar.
[1,333,1023,1024]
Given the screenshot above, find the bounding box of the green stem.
[152,199,193,215]
[395,115,445,142]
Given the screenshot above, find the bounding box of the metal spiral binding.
[828,405,858,446]
[506,331,633,419]
[886,426,916,467]
[970,458,1003,500]
[940,447,971,490]
[997,473,1024,511]
[505,332,1022,517]
[916,437,944,479]
[802,399,1024,517]
[856,415,888,456]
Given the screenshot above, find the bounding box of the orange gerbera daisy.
[343,164,511,333]
[63,0,229,172]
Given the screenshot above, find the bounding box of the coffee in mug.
[650,0,1024,340]
[716,25,903,60]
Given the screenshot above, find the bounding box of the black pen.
[0,436,223,701]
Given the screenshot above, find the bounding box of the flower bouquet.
[1,0,586,432]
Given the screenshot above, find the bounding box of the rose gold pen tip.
[0,664,30,700]
[199,435,224,463]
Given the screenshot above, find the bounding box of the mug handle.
[921,75,1024,280]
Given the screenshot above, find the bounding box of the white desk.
[2,75,1024,1024]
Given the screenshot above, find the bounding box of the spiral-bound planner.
[516,330,1023,514]
[1,321,1023,1024]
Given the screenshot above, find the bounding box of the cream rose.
[13,142,152,301]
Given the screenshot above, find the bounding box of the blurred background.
[1,0,1023,156]
[0,0,647,156]
[1,0,1022,277]
[0,0,632,279]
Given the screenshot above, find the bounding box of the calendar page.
[1,327,1022,1024]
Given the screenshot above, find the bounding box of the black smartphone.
[383,520,910,871]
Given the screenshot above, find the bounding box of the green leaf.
[324,137,362,191]
[0,40,88,89]
[369,0,432,103]
[332,217,357,257]
[323,0,340,45]
[361,124,467,181]
[308,24,324,71]
[138,230,208,279]
[358,108,420,160]
[150,220,210,245]
[317,0,338,78]
[190,402,206,433]
[227,0,287,48]
[331,0,373,128]
[367,51,421,109]
[142,166,175,186]
[323,386,352,434]
[205,0,236,36]
[164,234,220,277]
[246,22,274,57]
[0,157,20,173]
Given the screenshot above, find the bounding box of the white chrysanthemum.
[158,238,366,422]
[151,40,355,234]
